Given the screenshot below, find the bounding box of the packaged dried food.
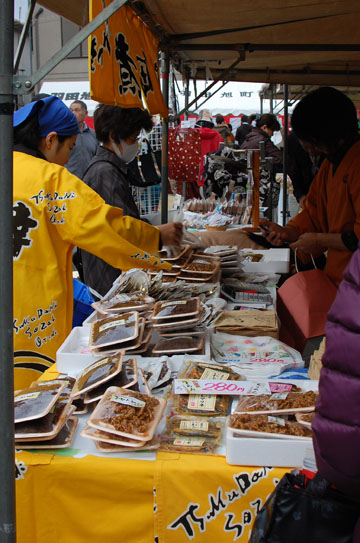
[121,318,146,351]
[228,413,313,440]
[182,259,217,274]
[14,382,65,423]
[178,271,219,282]
[178,360,240,381]
[158,245,190,261]
[81,425,148,447]
[15,398,73,440]
[159,433,219,454]
[234,391,318,415]
[152,335,204,355]
[152,298,200,320]
[84,359,138,404]
[88,386,166,441]
[152,314,201,330]
[295,412,315,429]
[71,353,123,398]
[203,245,237,257]
[166,415,223,438]
[16,417,78,449]
[91,293,154,315]
[30,376,76,399]
[72,396,88,415]
[94,436,160,453]
[89,312,139,349]
[139,358,172,391]
[240,253,264,262]
[172,393,230,417]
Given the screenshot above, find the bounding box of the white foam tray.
[240,248,290,274]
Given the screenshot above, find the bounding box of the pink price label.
[269,382,293,393]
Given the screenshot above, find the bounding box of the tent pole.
[0,0,15,541]
[282,84,289,226]
[184,69,190,120]
[161,51,169,224]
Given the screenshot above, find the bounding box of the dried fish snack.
[178,360,240,381]
[84,359,138,404]
[159,433,219,454]
[81,425,148,447]
[173,393,230,417]
[89,312,139,349]
[94,436,160,453]
[166,415,223,438]
[88,386,166,441]
[152,298,200,320]
[228,414,313,439]
[71,353,123,398]
[92,293,155,315]
[235,391,318,415]
[152,335,204,355]
[16,417,78,449]
[14,382,65,423]
[15,398,73,440]
[30,376,75,399]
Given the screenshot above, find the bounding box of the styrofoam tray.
[226,431,315,467]
[240,248,290,274]
[56,326,104,375]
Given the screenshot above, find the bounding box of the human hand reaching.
[158,222,183,247]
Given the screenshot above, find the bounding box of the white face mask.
[111,140,139,164]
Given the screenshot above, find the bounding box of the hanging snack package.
[228,414,313,440]
[15,398,73,441]
[84,359,138,404]
[88,386,166,442]
[16,417,78,449]
[152,335,205,355]
[71,353,123,399]
[234,391,318,415]
[159,433,219,454]
[89,312,139,351]
[14,382,65,424]
[152,298,200,321]
[166,415,224,439]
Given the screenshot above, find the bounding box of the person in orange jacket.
[13,96,182,388]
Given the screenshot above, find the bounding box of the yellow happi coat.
[13,151,169,388]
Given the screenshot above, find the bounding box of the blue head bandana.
[13,96,80,137]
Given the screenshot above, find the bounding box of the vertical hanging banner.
[89,0,168,117]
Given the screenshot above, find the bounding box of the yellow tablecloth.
[15,449,287,543]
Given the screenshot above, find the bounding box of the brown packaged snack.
[152,298,200,320]
[235,391,318,415]
[88,386,166,441]
[228,413,313,439]
[81,425,148,447]
[71,353,123,398]
[84,359,138,404]
[89,312,139,349]
[94,437,160,453]
[179,361,240,381]
[91,293,154,315]
[16,417,78,449]
[173,393,230,417]
[15,398,72,440]
[14,382,65,423]
[295,412,315,429]
[30,377,75,399]
[159,433,219,454]
[182,259,216,274]
[166,415,223,438]
[152,335,204,354]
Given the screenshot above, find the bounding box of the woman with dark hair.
[13,97,179,388]
[260,87,360,286]
[80,104,182,296]
[240,113,283,169]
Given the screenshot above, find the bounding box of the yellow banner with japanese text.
[89,1,168,117]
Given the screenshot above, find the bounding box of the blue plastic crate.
[72,279,94,327]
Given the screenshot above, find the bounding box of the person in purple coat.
[312,242,360,541]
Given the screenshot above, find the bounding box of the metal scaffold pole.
[0,0,16,541]
[282,84,289,226]
[161,51,169,224]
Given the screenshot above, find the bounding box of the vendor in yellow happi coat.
[13,96,182,388]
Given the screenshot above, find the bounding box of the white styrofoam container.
[226,431,314,467]
[56,326,102,376]
[240,248,290,274]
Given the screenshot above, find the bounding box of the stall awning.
[38,0,360,87]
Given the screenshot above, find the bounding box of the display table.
[15,448,287,543]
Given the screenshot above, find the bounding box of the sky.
[14,0,29,23]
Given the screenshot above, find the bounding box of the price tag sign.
[173,379,271,395]
[269,382,293,393]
